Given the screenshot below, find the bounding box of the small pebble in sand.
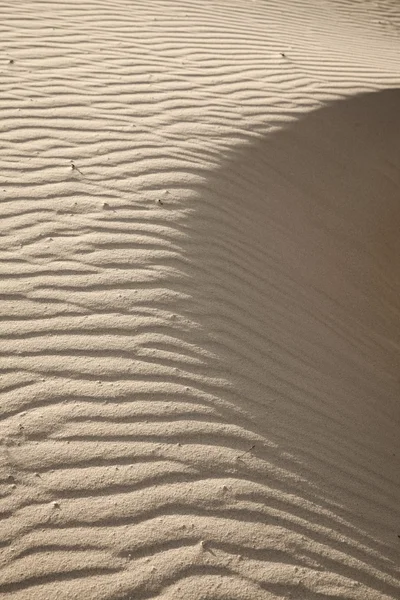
[9,59,14,64]
[70,161,83,174]
[53,501,60,509]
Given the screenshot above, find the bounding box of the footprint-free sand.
[1,1,399,598]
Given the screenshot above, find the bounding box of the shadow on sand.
[180,88,400,556]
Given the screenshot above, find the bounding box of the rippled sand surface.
[1,1,399,598]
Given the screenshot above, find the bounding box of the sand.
[0,0,399,598]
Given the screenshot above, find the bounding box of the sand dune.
[1,1,400,598]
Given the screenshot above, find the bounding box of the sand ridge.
[1,0,400,598]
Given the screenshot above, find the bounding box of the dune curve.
[1,1,400,599]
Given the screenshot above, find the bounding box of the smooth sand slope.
[0,1,400,598]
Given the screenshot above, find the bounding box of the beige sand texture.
[1,0,400,598]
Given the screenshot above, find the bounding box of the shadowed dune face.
[191,89,400,482]
[174,88,400,590]
[187,87,400,452]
